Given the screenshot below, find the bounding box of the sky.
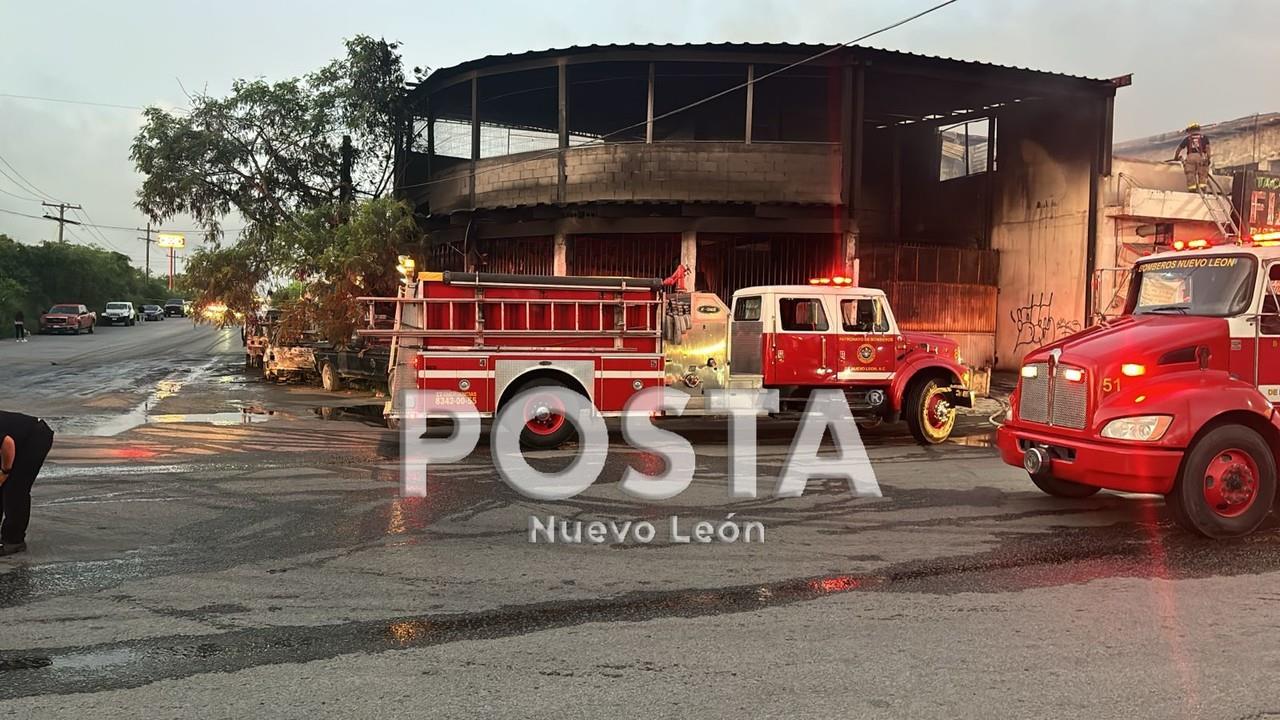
[2,0,1278,271]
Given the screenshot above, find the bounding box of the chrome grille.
[1052,366,1088,429]
[1017,363,1050,424]
[1017,362,1088,430]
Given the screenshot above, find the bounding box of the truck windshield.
[106,303,129,310]
[1127,255,1256,317]
[49,305,79,314]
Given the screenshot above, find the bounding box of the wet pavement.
[1,327,1279,718]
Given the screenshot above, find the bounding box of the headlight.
[1100,415,1173,442]
[1020,365,1038,379]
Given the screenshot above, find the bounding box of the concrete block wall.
[563,142,840,205]
[427,142,841,211]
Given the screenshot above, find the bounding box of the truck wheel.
[1030,473,1101,498]
[905,377,955,445]
[1168,425,1276,539]
[512,378,577,450]
[320,362,343,392]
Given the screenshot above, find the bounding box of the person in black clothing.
[1174,122,1212,192]
[0,411,55,556]
[12,310,23,342]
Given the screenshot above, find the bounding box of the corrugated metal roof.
[415,42,1115,90]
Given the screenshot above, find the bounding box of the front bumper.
[996,422,1183,494]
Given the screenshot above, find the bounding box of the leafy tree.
[182,197,415,343]
[130,35,406,241]
[131,36,418,344]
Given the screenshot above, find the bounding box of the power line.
[0,183,42,203]
[71,208,127,253]
[0,206,242,235]
[0,92,189,114]
[0,152,62,202]
[398,0,962,192]
[0,92,145,111]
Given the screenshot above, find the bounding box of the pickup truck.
[313,343,391,392]
[40,304,96,334]
[101,302,138,326]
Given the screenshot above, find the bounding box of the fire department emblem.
[857,344,876,364]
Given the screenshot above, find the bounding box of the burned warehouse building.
[395,43,1126,369]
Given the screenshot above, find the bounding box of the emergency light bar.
[808,276,854,286]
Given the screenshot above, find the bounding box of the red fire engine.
[361,269,973,449]
[998,238,1280,538]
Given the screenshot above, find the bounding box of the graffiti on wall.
[1011,292,1082,351]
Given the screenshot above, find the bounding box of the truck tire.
[905,376,956,445]
[1167,424,1276,539]
[511,378,577,450]
[320,361,343,392]
[1030,473,1101,498]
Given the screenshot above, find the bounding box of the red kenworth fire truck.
[361,269,973,448]
[998,238,1280,538]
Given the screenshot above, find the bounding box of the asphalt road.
[1,332,1279,719]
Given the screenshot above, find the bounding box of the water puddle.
[71,361,288,436]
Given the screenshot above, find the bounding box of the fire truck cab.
[997,241,1280,538]
[726,283,973,443]
[364,270,973,449]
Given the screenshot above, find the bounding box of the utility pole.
[41,201,82,243]
[338,134,353,222]
[136,223,153,279]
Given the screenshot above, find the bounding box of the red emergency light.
[808,276,854,286]
[1247,230,1280,246]
[1171,238,1211,251]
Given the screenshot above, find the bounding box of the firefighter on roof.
[1174,122,1212,192]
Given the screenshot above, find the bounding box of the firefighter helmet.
[1185,122,1201,132]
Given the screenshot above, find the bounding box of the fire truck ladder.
[357,280,664,352]
[1195,174,1243,242]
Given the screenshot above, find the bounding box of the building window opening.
[751,64,839,143]
[478,68,559,159]
[567,62,649,145]
[938,117,991,181]
[429,81,473,160]
[653,62,747,142]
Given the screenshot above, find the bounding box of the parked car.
[164,298,187,317]
[39,304,96,334]
[141,304,166,322]
[101,302,138,326]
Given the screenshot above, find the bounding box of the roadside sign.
[156,232,186,249]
